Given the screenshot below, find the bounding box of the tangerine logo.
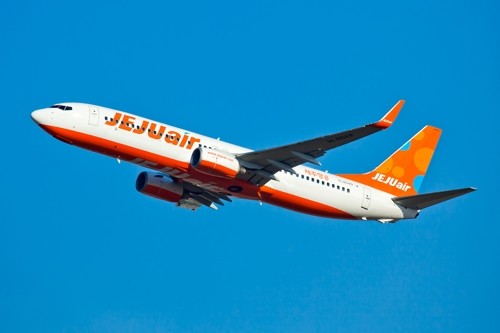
[105,112,201,150]
[371,173,411,192]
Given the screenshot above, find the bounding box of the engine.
[190,147,245,179]
[135,171,183,203]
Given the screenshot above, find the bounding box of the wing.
[236,100,405,185]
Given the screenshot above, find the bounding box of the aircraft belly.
[262,177,356,219]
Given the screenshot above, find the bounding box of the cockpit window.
[50,104,73,111]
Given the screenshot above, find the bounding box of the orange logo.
[105,112,200,149]
[371,173,411,192]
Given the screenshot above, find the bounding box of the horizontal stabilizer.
[392,187,476,210]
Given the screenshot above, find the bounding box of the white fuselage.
[31,103,419,222]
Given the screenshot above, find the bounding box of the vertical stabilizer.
[341,126,442,196]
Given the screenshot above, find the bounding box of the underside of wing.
[236,100,405,185]
[179,179,233,210]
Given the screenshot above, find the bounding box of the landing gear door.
[361,186,371,210]
[88,105,99,126]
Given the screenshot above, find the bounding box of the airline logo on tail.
[371,173,411,192]
[341,125,442,196]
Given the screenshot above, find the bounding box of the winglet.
[373,100,405,129]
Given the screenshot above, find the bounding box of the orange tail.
[341,126,442,196]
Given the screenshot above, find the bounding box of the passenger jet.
[31,101,475,223]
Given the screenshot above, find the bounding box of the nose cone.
[31,110,42,124]
[31,109,50,125]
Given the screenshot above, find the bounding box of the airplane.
[31,100,475,223]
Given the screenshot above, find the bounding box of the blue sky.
[1,0,498,332]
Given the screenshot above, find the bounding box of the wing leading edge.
[236,100,405,185]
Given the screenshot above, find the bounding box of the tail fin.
[341,126,442,196]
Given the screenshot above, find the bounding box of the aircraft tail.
[341,125,442,196]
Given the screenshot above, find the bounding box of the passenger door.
[361,186,371,210]
[88,105,99,126]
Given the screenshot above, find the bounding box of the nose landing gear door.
[88,106,99,126]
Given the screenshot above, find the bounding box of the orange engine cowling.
[190,147,245,179]
[135,171,183,202]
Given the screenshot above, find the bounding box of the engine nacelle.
[135,171,183,203]
[190,147,244,179]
